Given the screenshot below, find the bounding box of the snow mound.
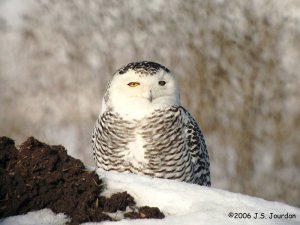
[1,170,299,225]
[92,170,300,225]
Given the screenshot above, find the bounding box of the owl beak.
[149,90,153,102]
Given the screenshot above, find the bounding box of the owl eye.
[127,82,140,87]
[158,81,166,86]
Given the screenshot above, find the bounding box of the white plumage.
[92,61,211,186]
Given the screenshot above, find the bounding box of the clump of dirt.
[124,206,165,219]
[0,137,165,224]
[98,192,135,213]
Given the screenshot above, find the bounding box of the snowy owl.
[92,61,211,186]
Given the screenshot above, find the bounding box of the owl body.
[92,61,211,186]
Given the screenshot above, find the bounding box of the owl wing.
[181,107,211,186]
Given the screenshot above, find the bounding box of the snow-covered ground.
[1,0,300,211]
[0,209,69,225]
[2,170,299,225]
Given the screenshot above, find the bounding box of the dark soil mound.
[0,137,164,224]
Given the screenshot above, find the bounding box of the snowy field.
[2,170,300,225]
[1,0,300,210]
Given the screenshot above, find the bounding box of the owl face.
[103,62,180,119]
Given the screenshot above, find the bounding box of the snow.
[0,209,69,225]
[92,170,300,225]
[2,170,299,225]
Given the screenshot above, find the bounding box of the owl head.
[102,61,180,119]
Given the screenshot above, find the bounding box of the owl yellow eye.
[159,81,166,86]
[127,82,140,87]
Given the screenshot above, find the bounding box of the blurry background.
[0,0,299,207]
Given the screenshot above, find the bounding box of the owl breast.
[92,105,210,186]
